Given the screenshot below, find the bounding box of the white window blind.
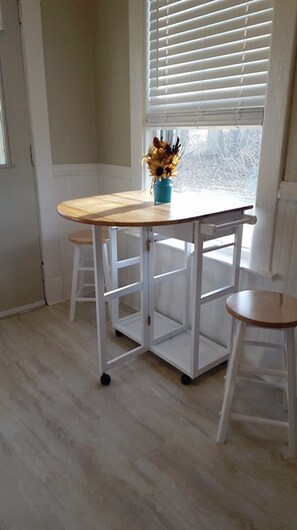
[146,0,274,127]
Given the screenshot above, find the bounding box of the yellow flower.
[143,136,181,184]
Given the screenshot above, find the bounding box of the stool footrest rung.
[237,376,286,390]
[76,297,96,302]
[239,364,287,378]
[243,340,283,351]
[231,413,289,429]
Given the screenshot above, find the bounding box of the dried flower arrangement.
[143,136,181,187]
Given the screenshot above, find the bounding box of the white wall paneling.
[53,163,102,300]
[53,163,134,301]
[274,182,297,297]
[97,163,132,195]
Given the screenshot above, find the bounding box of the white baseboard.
[0,300,45,319]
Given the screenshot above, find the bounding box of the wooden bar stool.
[69,229,110,321]
[217,290,297,457]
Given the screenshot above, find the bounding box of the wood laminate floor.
[0,302,296,530]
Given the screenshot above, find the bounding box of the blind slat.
[150,60,270,87]
[150,48,270,77]
[151,0,273,18]
[150,4,273,33]
[149,83,266,105]
[146,0,274,127]
[150,73,268,96]
[146,107,264,127]
[149,24,273,58]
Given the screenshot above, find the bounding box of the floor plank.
[0,302,296,529]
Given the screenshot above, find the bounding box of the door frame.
[19,0,64,305]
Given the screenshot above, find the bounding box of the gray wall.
[94,0,131,167]
[41,0,131,167]
[41,0,97,164]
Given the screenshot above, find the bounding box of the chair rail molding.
[97,163,131,180]
[53,163,132,180]
[53,163,99,178]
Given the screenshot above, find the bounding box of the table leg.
[92,225,109,383]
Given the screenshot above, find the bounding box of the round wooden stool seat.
[226,290,297,329]
[217,289,297,457]
[69,229,109,245]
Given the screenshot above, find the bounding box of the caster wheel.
[115,329,123,337]
[100,373,111,386]
[181,373,192,385]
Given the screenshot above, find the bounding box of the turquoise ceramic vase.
[153,177,173,204]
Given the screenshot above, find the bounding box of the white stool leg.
[284,328,297,457]
[69,244,80,322]
[78,246,86,296]
[217,320,247,443]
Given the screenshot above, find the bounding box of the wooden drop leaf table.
[57,189,255,385]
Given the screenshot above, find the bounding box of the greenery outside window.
[146,126,261,249]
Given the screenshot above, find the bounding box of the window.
[146,126,261,249]
[149,127,261,202]
[145,0,274,250]
[137,1,297,272]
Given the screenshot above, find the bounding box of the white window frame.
[136,0,297,274]
[250,0,297,274]
[129,0,146,190]
[0,62,11,168]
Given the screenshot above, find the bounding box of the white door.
[0,0,44,314]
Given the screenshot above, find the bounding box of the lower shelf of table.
[113,311,229,378]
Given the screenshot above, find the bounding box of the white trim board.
[128,0,145,189]
[97,163,131,180]
[0,300,45,320]
[278,181,297,201]
[250,0,297,272]
[53,164,99,178]
[20,0,63,304]
[53,163,132,180]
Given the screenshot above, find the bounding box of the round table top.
[226,290,297,328]
[57,190,252,227]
